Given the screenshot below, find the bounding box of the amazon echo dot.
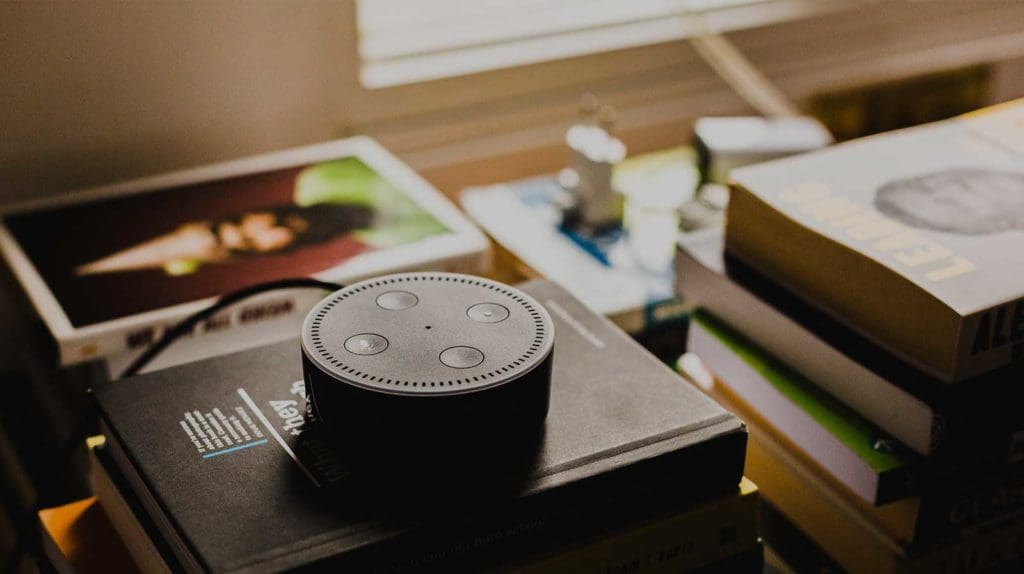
[300,272,554,470]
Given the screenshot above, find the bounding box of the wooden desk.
[39,498,139,574]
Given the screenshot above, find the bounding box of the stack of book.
[91,279,760,573]
[0,137,490,527]
[0,137,489,376]
[0,442,67,574]
[677,100,1024,572]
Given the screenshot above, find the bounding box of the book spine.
[66,251,489,366]
[730,390,1024,574]
[676,251,937,455]
[689,315,919,505]
[911,522,1024,574]
[956,301,1024,382]
[921,416,1024,498]
[763,497,1024,574]
[927,404,1022,465]
[725,184,961,383]
[93,290,324,365]
[339,429,748,573]
[912,463,1024,544]
[679,245,1024,464]
[877,465,921,507]
[90,448,175,574]
[511,489,759,574]
[684,292,1019,507]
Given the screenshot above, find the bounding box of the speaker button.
[376,291,418,310]
[440,346,484,369]
[344,334,388,356]
[467,303,509,323]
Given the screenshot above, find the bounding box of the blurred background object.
[4,1,1024,203]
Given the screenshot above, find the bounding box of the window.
[356,0,822,88]
[348,0,1024,191]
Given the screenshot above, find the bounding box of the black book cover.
[94,279,746,573]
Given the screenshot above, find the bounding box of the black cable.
[6,278,344,568]
[3,505,43,574]
[120,277,343,379]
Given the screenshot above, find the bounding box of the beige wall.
[0,1,356,203]
[4,1,1024,205]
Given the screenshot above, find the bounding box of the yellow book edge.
[679,355,1024,574]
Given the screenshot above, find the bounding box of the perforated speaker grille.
[302,273,554,395]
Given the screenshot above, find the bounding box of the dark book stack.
[0,415,36,574]
[0,268,103,573]
[91,279,759,573]
[676,104,1024,573]
[0,136,491,528]
[0,432,72,574]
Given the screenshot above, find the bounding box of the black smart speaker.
[300,272,554,473]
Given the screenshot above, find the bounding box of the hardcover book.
[683,321,1024,543]
[726,99,1024,382]
[691,374,1024,572]
[687,313,919,505]
[510,477,761,574]
[0,137,488,367]
[676,236,1024,458]
[93,279,746,573]
[91,446,763,574]
[749,412,1024,574]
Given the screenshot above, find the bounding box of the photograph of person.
[875,168,1024,235]
[4,157,449,327]
[75,202,374,276]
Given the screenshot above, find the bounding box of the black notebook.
[94,279,746,573]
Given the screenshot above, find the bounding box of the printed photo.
[875,169,1024,235]
[4,157,449,326]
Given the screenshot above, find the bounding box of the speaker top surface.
[301,273,554,396]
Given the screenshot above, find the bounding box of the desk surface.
[39,497,140,574]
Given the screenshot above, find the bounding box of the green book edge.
[693,311,918,473]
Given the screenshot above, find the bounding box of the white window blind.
[357,0,789,88]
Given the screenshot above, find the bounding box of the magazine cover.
[0,137,488,367]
